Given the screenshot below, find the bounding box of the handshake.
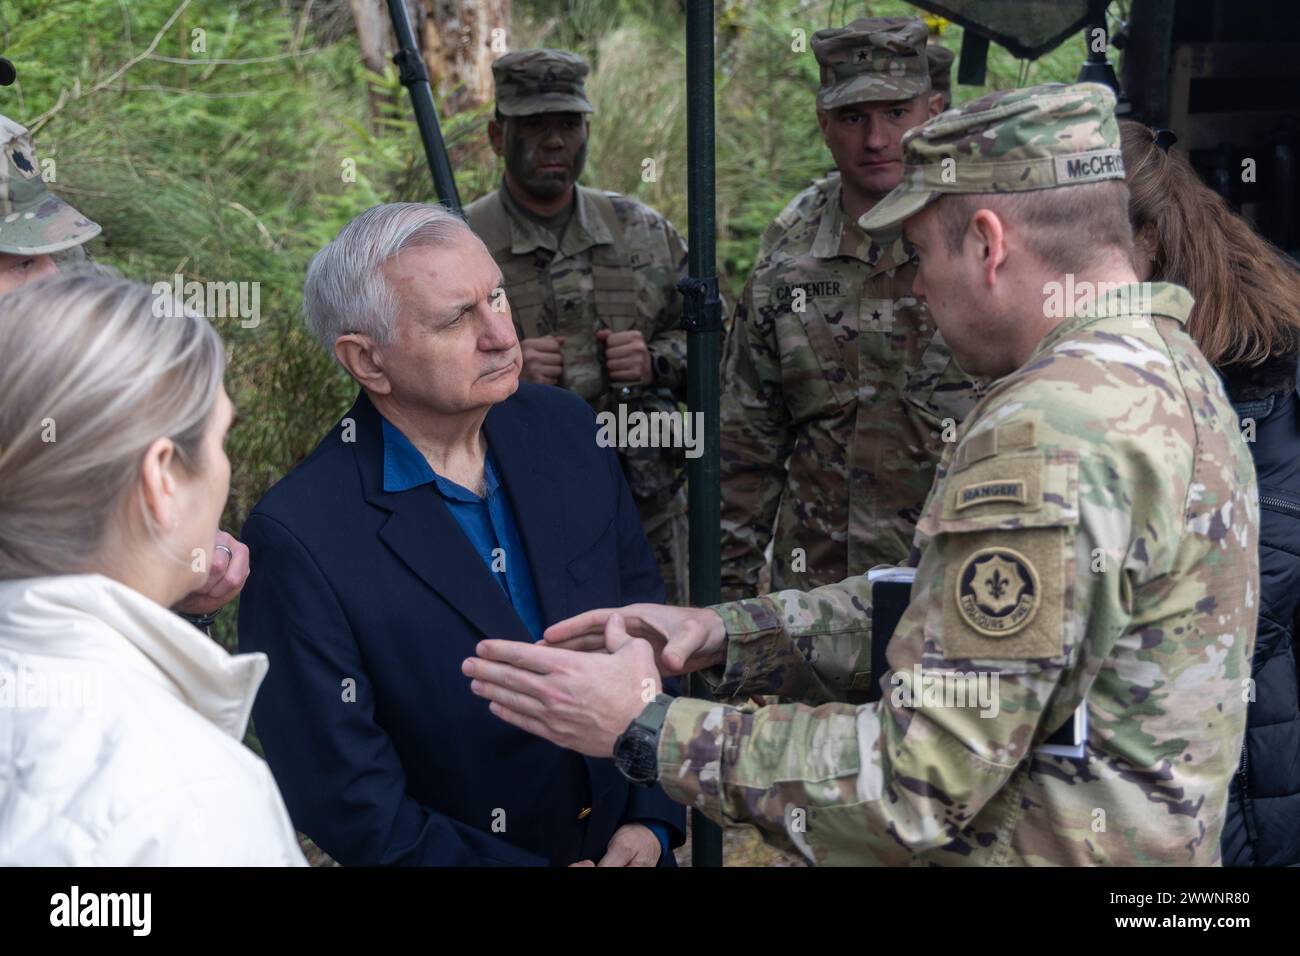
[461,603,728,760]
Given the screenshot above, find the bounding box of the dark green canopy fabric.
[908,0,1102,59]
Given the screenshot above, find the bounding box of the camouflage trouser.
[636,485,689,605]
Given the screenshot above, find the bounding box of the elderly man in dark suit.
[238,202,683,866]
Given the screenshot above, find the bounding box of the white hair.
[302,202,474,355]
[0,273,225,578]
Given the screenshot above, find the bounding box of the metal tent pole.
[385,0,463,217]
[678,0,724,869]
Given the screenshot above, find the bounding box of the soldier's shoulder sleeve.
[463,191,510,253]
[758,180,831,258]
[461,190,492,226]
[743,244,804,314]
[915,337,1196,677]
[602,190,659,231]
[605,191,681,243]
[914,390,1082,676]
[1024,320,1201,570]
[604,191,684,258]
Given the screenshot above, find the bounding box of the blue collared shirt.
[381,417,544,641]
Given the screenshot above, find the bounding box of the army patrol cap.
[926,44,954,108]
[492,49,593,117]
[859,82,1125,234]
[811,17,931,110]
[0,115,100,255]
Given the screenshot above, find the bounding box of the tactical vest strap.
[583,189,641,332]
[584,187,627,247]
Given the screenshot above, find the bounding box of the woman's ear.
[138,436,179,531]
[1134,221,1159,280]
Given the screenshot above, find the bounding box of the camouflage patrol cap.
[492,49,593,117]
[811,17,931,110]
[926,44,954,108]
[0,114,100,255]
[859,82,1125,234]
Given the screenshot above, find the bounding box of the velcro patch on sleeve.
[953,426,998,471]
[996,420,1036,450]
[946,454,1043,518]
[940,528,1067,661]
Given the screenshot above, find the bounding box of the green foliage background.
[1,0,1088,653]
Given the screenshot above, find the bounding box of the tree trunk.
[420,0,510,114]
[349,0,509,116]
[349,0,397,76]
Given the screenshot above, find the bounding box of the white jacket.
[0,574,306,865]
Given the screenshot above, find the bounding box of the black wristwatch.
[176,608,221,633]
[613,693,674,786]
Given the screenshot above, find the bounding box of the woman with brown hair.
[1121,119,1300,867]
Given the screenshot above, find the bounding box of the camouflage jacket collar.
[1029,281,1194,361]
[810,175,913,276]
[497,181,613,258]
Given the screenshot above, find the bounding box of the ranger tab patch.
[956,479,1026,510]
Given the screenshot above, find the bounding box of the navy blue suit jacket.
[238,384,684,866]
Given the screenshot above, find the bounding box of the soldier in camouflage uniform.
[467,83,1260,866]
[0,114,100,293]
[926,43,954,110]
[464,50,690,604]
[720,19,984,601]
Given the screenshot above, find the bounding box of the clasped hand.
[461,604,728,759]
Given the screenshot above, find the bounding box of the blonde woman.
[0,273,305,865]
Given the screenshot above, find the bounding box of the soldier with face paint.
[465,49,691,605]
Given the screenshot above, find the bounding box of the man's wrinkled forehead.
[380,233,467,284]
[397,240,502,305]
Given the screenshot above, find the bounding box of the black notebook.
[866,567,1086,759]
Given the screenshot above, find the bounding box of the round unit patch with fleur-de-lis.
[955,547,1040,636]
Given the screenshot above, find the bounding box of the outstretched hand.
[463,614,662,758]
[543,603,728,676]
